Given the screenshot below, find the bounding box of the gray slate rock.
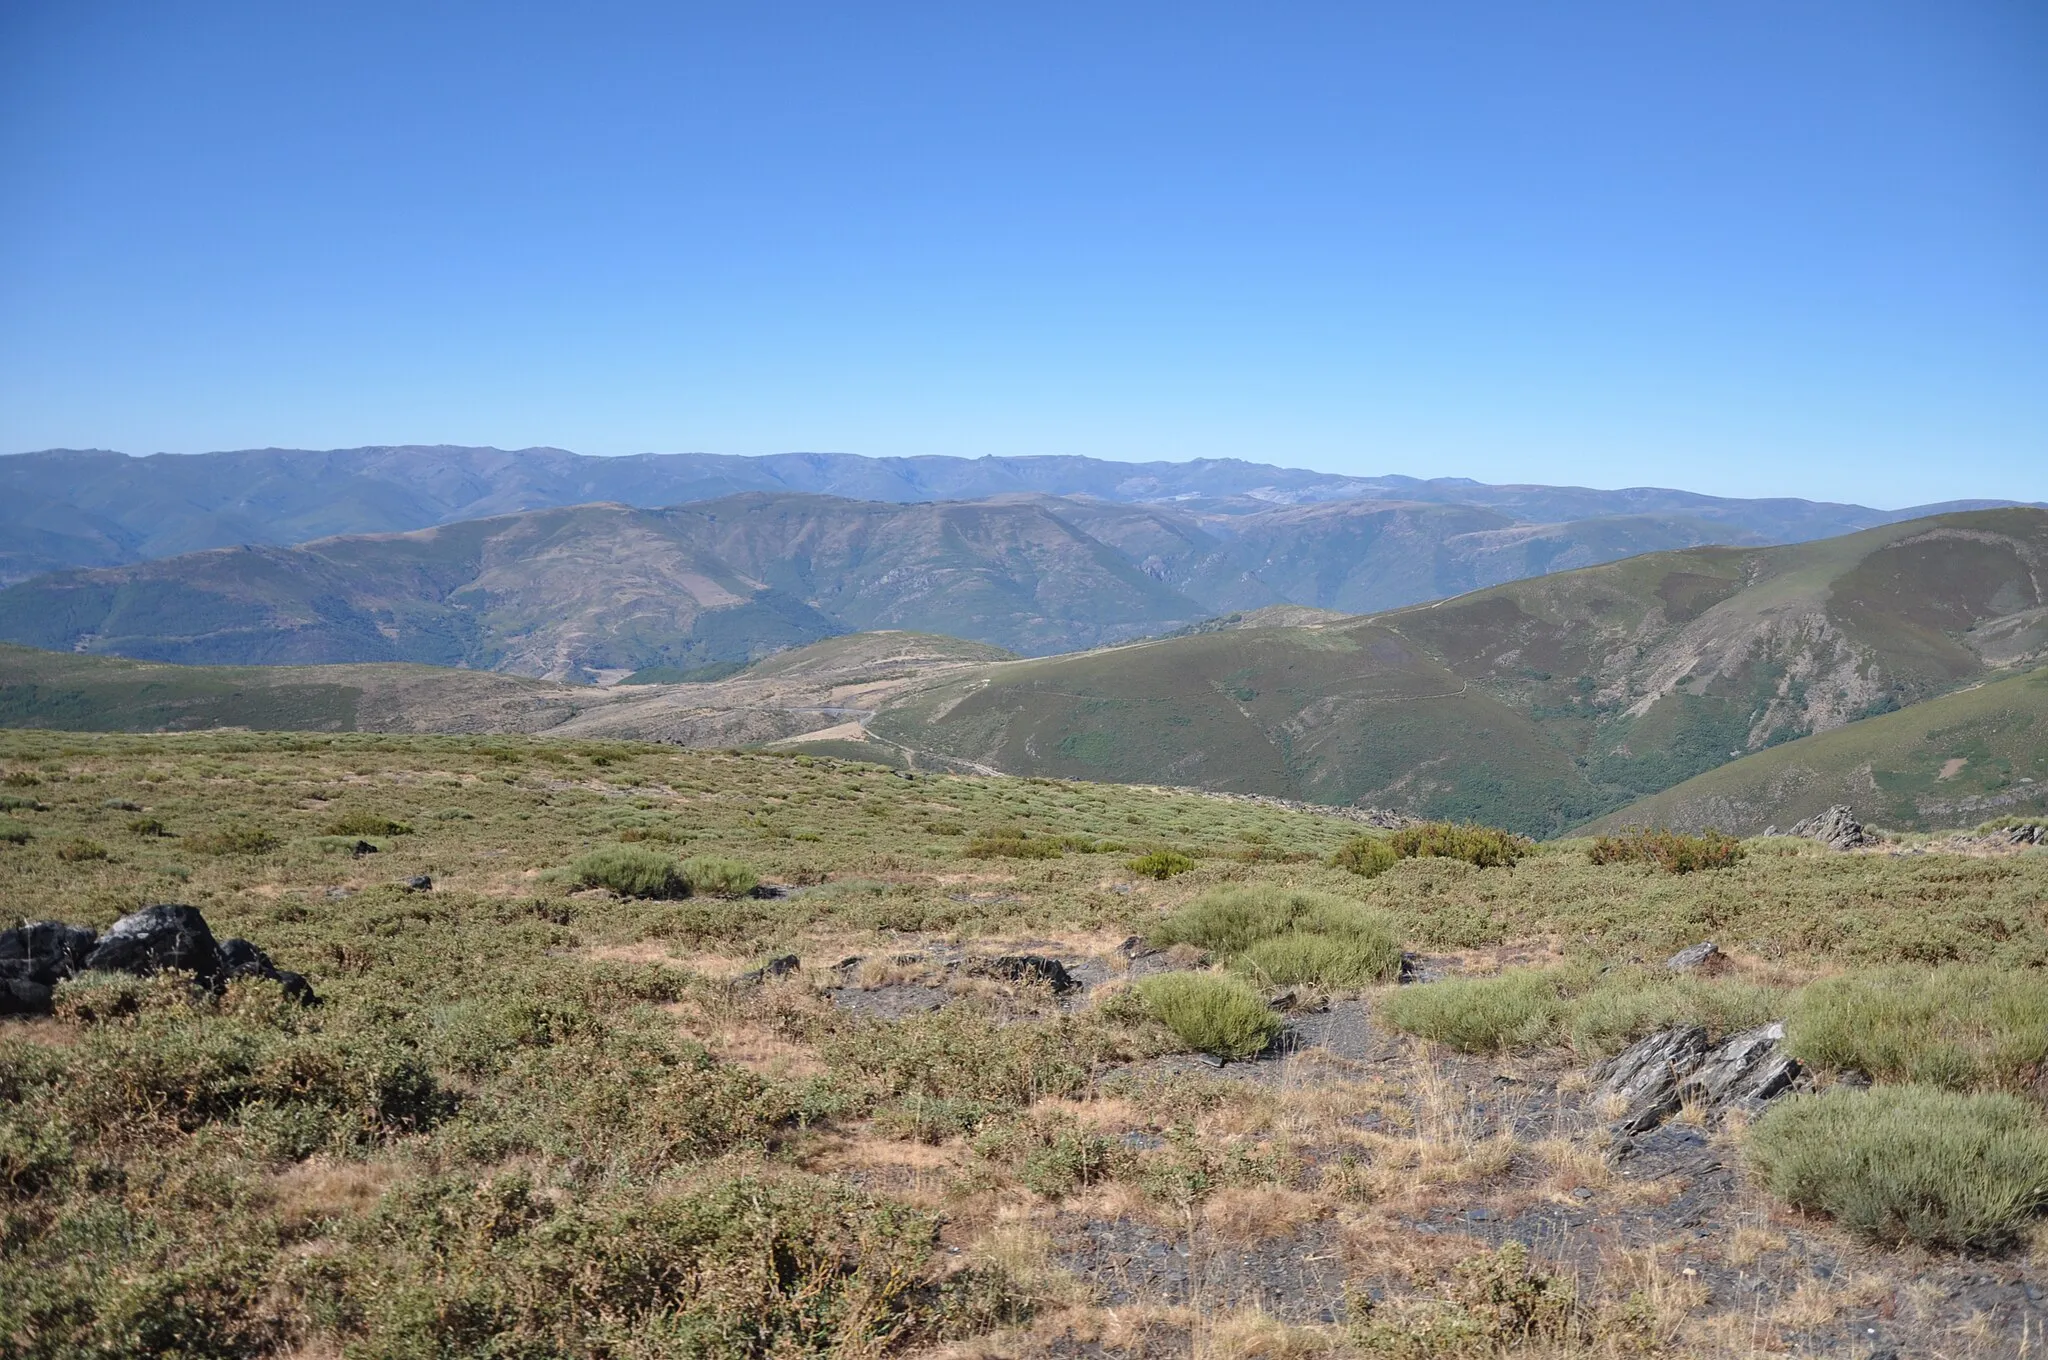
[1788,805,1876,850]
[1599,1021,1802,1140]
[1664,941,1722,974]
[82,904,221,984]
[217,936,319,1005]
[1678,1022,1800,1112]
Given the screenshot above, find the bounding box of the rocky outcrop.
[1595,1022,1802,1141]
[0,906,314,1016]
[1782,805,1877,850]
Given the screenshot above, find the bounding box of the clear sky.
[1,2,2042,506]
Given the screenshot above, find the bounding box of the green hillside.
[0,644,592,734]
[1589,664,2048,834]
[871,509,2048,833]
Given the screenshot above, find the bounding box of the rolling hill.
[1588,664,2048,835]
[4,443,2029,583]
[868,508,2048,833]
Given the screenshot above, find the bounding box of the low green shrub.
[185,825,279,856]
[1747,1086,2048,1251]
[1134,973,1282,1060]
[0,794,44,812]
[1156,885,1395,959]
[571,844,691,899]
[1787,965,2048,1091]
[1348,1242,1580,1353]
[1126,848,1194,880]
[1388,821,1530,869]
[322,810,412,837]
[54,839,109,863]
[1330,835,1397,877]
[1381,964,1786,1057]
[126,817,168,838]
[1233,931,1402,989]
[1587,827,1745,873]
[1379,969,1565,1053]
[679,854,759,899]
[0,818,32,845]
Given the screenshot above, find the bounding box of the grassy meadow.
[0,729,2045,1357]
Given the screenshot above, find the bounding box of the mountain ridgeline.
[0,490,1916,677]
[1,444,2028,584]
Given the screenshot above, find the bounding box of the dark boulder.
[0,920,99,986]
[975,954,1077,992]
[733,954,800,988]
[217,936,319,1005]
[403,874,432,891]
[0,969,53,1016]
[82,904,221,984]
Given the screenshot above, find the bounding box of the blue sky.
[1,1,2042,506]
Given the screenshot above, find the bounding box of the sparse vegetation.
[0,726,2045,1357]
[1747,1086,2048,1250]
[321,809,413,837]
[183,824,279,855]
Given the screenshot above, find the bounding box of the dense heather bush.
[1330,834,1398,877]
[1787,965,2048,1091]
[572,844,691,898]
[965,828,1064,859]
[1154,885,1403,985]
[678,854,758,899]
[1587,827,1744,873]
[0,818,33,844]
[1388,821,1530,869]
[1747,1086,2048,1251]
[1134,973,1282,1060]
[1125,848,1194,880]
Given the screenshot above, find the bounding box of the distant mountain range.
[1,444,2032,584]
[4,506,2042,836]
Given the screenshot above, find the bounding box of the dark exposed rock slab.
[1664,941,1723,974]
[1598,1021,1801,1142]
[733,954,800,988]
[82,905,222,984]
[0,920,98,985]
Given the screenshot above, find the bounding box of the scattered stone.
[1117,935,1155,959]
[325,887,353,899]
[1,920,98,984]
[1267,990,1298,1012]
[1663,941,1723,974]
[402,874,432,891]
[1195,1052,1227,1069]
[1788,805,1877,850]
[733,954,800,988]
[350,840,377,856]
[217,937,319,1004]
[973,954,1077,992]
